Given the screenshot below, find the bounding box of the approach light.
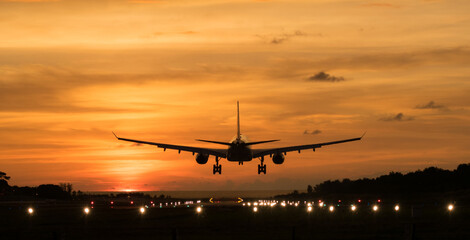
[373,205,378,212]
[281,202,286,207]
[394,205,400,211]
[319,202,324,207]
[84,207,90,214]
[351,205,357,211]
[329,206,334,212]
[253,207,258,212]
[307,206,313,212]
[253,202,258,206]
[27,207,34,215]
[242,203,245,206]
[247,202,251,206]
[448,204,454,211]
[196,206,202,213]
[294,203,299,207]
[307,203,312,207]
[140,207,145,214]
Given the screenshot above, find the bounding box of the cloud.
[257,30,309,45]
[268,47,470,79]
[379,113,414,122]
[415,101,446,110]
[307,71,345,82]
[0,63,244,113]
[311,129,322,135]
[304,129,322,135]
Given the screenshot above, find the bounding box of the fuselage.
[227,134,253,162]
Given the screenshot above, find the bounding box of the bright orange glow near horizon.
[1,0,469,191]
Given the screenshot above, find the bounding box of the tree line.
[279,163,470,199]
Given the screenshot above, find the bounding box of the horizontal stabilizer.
[245,139,280,146]
[196,139,232,146]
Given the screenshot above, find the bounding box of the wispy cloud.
[379,113,414,122]
[257,30,309,45]
[415,101,446,110]
[268,47,470,79]
[304,129,322,135]
[307,72,345,82]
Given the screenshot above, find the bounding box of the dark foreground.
[1,202,469,240]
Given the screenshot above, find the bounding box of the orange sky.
[1,0,469,191]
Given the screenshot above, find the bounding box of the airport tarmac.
[1,199,469,240]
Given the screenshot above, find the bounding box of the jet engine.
[195,153,209,164]
[272,153,285,164]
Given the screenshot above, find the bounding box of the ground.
[1,200,469,240]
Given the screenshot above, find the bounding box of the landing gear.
[213,165,221,174]
[258,156,266,174]
[213,156,222,175]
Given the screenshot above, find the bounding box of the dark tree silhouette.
[0,171,11,181]
[37,184,71,200]
[276,163,470,200]
[311,163,470,196]
[307,185,313,194]
[0,171,11,195]
[59,183,73,194]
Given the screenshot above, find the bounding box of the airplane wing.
[252,134,364,158]
[113,132,227,158]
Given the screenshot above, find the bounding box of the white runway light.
[329,206,334,212]
[27,207,34,214]
[140,207,145,214]
[373,205,378,212]
[394,205,400,211]
[307,206,313,212]
[351,205,356,211]
[196,206,202,213]
[448,204,454,211]
[84,207,90,214]
[253,206,258,212]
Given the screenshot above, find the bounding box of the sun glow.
[0,0,469,192]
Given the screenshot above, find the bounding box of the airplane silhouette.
[113,102,364,175]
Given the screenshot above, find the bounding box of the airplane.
[113,101,364,175]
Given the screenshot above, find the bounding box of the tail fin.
[237,101,241,140]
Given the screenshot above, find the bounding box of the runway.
[1,198,469,240]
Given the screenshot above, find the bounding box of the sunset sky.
[1,0,469,192]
